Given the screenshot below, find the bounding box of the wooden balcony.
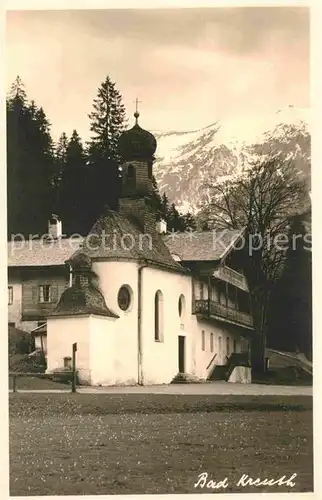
[213,265,248,291]
[194,299,253,329]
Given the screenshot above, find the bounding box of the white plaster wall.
[228,366,252,383]
[192,318,245,380]
[93,261,139,384]
[132,265,250,385]
[89,315,126,386]
[46,316,91,383]
[8,280,22,327]
[141,267,192,384]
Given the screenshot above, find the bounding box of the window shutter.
[32,286,39,303]
[51,285,58,304]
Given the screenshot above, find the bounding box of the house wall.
[46,315,91,383]
[140,267,250,384]
[22,274,68,321]
[8,267,69,331]
[191,318,246,380]
[8,279,22,327]
[140,267,192,385]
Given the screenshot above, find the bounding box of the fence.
[9,342,78,393]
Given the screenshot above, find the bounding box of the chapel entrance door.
[178,336,185,373]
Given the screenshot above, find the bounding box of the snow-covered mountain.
[153,106,311,213]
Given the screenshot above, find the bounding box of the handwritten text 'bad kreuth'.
[194,472,297,490]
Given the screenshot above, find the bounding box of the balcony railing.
[194,299,253,328]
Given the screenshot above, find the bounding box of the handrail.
[206,353,217,371]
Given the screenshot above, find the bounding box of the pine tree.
[167,203,186,232]
[58,130,89,235]
[150,176,163,221]
[55,132,68,179]
[7,77,56,237]
[88,75,126,163]
[182,212,197,231]
[7,77,29,236]
[9,75,26,102]
[160,192,169,221]
[87,76,127,224]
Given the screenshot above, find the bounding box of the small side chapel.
[46,109,254,385]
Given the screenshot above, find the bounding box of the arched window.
[178,294,186,317]
[201,330,205,351]
[210,332,214,353]
[154,290,164,341]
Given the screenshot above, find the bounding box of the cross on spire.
[133,98,142,124]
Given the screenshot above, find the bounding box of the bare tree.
[204,156,308,374]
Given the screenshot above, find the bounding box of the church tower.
[118,101,158,233]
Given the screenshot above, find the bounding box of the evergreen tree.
[267,215,312,359]
[182,212,197,231]
[55,132,68,183]
[58,130,89,235]
[7,77,55,237]
[150,180,197,231]
[160,192,169,221]
[86,76,127,225]
[150,176,163,221]
[167,203,187,232]
[88,76,126,162]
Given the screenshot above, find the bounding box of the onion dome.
[118,111,157,161]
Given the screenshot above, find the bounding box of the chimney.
[48,214,62,239]
[156,219,167,234]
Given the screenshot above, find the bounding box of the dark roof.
[49,284,119,318]
[163,229,244,262]
[70,209,184,273]
[118,121,157,160]
[8,237,83,267]
[7,221,244,270]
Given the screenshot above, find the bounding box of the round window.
[118,285,132,311]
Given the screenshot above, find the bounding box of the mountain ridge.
[152,105,310,214]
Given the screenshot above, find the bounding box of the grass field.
[9,393,313,495]
[9,375,71,391]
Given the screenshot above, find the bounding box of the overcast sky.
[6,7,309,141]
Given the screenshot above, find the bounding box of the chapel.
[45,109,254,385]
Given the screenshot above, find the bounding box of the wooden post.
[72,342,77,393]
[207,275,211,318]
[191,276,196,314]
[12,374,17,393]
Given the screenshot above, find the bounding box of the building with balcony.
[8,111,254,385]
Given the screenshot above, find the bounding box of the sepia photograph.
[6,3,313,496]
